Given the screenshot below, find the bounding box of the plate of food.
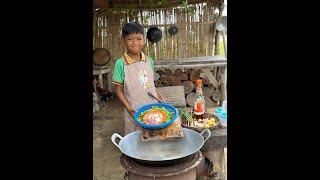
[179,108,220,132]
[133,103,179,130]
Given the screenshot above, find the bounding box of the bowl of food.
[179,108,220,132]
[133,103,179,130]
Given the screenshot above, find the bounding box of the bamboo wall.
[94,1,224,65]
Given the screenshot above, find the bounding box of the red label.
[194,102,204,113]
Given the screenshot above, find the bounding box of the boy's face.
[123,33,144,54]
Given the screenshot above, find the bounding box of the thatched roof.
[94,0,223,10]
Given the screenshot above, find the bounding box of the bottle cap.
[195,79,202,86]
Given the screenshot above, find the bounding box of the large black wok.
[111,128,211,163]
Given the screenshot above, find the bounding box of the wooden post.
[214,30,220,55]
[98,73,103,89]
[220,67,227,102]
[107,70,112,92]
[93,11,96,49]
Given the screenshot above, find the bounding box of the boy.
[112,22,165,135]
[112,22,217,179]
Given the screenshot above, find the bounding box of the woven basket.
[93,48,110,65]
[180,112,220,133]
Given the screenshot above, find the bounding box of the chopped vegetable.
[138,106,174,125]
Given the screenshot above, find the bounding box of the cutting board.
[141,116,184,141]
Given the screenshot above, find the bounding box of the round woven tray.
[180,112,220,133]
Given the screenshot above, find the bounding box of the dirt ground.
[93,98,126,180]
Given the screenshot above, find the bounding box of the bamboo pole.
[214,30,220,55]
[222,30,227,57]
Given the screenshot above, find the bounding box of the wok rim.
[118,128,205,161]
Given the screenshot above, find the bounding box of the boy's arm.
[115,85,136,117]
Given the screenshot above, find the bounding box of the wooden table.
[93,67,111,92]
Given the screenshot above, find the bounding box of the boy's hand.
[128,109,136,117]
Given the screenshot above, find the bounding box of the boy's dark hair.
[122,22,144,38]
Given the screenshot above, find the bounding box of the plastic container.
[219,112,227,128]
[222,100,227,112]
[214,107,223,116]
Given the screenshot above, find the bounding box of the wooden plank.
[155,63,227,69]
[154,56,226,65]
[93,68,111,75]
[156,86,186,107]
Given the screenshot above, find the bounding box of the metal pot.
[111,128,211,162]
[147,26,162,43]
[168,26,178,36]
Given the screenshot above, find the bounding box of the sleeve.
[112,59,124,85]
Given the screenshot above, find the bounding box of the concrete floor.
[93,98,126,180]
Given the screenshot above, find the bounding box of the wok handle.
[200,129,211,143]
[111,133,123,150]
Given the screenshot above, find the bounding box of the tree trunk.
[180,72,189,81]
[157,69,165,76]
[174,68,183,77]
[202,87,214,98]
[160,75,168,83]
